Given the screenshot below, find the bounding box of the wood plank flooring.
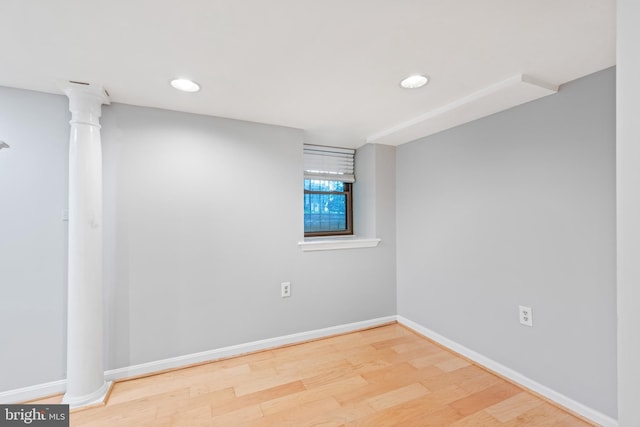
[34,324,593,426]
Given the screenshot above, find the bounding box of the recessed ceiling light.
[400,74,429,89]
[170,78,200,93]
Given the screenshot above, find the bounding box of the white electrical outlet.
[519,305,533,326]
[281,282,291,298]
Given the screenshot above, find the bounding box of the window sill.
[298,237,381,252]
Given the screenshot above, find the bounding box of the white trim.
[0,379,67,404]
[397,316,618,427]
[0,316,395,404]
[105,316,395,380]
[62,381,112,409]
[298,237,381,251]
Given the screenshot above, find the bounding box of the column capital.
[61,81,110,126]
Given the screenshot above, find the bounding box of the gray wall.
[99,104,397,370]
[0,87,69,391]
[396,67,616,417]
[0,92,397,391]
[354,143,396,242]
[617,2,640,425]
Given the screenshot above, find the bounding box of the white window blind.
[303,144,355,183]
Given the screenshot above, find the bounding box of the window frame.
[304,181,353,237]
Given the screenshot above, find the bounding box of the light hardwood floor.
[34,324,593,426]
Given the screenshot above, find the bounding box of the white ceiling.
[0,1,615,148]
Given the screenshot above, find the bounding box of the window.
[304,179,352,236]
[303,144,355,237]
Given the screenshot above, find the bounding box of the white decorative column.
[62,82,111,408]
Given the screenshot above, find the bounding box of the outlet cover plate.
[519,305,533,326]
[281,282,291,298]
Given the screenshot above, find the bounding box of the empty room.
[1,1,639,426]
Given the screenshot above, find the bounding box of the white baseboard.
[397,316,618,427]
[104,315,396,381]
[0,316,396,404]
[0,379,67,405]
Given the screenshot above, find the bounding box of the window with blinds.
[303,144,355,237]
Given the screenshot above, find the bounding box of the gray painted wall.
[396,67,616,417]
[617,2,640,425]
[354,143,396,243]
[354,144,376,238]
[0,87,69,391]
[100,104,397,370]
[0,92,396,391]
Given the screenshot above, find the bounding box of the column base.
[62,380,113,409]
